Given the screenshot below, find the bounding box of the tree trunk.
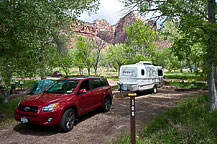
[79,67,83,75]
[207,0,217,111]
[39,46,45,80]
[87,68,91,76]
[65,70,68,77]
[180,61,183,73]
[94,67,97,76]
[207,62,217,111]
[3,90,10,103]
[1,60,12,103]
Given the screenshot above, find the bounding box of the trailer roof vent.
[137,61,152,65]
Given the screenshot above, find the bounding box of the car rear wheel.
[59,109,75,132]
[102,97,111,112]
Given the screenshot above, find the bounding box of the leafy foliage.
[125,20,157,60]
[73,36,105,75]
[122,0,217,110]
[106,43,129,72]
[0,0,99,92]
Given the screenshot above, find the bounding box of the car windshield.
[44,80,80,94]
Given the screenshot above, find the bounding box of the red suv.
[14,77,113,132]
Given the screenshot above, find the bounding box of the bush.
[0,97,23,115]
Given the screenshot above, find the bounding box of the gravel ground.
[0,86,206,144]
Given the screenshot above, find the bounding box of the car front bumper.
[14,107,62,126]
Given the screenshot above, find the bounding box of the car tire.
[102,97,111,112]
[59,108,75,132]
[153,85,158,94]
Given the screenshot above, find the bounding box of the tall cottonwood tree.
[0,0,99,102]
[74,36,95,75]
[107,44,128,73]
[92,38,106,75]
[122,0,217,111]
[125,20,157,59]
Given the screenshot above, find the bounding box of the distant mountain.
[72,11,168,48]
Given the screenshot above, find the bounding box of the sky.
[78,0,126,25]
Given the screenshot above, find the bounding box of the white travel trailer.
[118,61,163,93]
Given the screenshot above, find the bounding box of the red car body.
[14,77,113,131]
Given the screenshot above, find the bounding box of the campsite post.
[128,93,137,144]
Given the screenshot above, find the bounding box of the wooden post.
[128,93,137,144]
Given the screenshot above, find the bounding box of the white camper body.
[118,61,163,93]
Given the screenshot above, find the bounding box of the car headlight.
[41,103,59,112]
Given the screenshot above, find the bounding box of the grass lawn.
[0,98,23,127]
[166,81,207,89]
[164,71,206,81]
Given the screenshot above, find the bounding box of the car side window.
[100,79,107,86]
[79,80,90,91]
[91,79,102,89]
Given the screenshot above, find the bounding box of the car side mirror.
[79,89,87,94]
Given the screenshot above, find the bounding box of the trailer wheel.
[153,85,157,94]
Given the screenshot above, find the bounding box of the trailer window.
[158,70,163,76]
[141,69,145,76]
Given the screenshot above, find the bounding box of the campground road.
[0,86,206,144]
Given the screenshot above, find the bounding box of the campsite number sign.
[128,93,136,144]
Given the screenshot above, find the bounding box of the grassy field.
[164,71,207,81]
[166,81,207,89]
[115,94,217,144]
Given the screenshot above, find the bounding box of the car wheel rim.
[105,99,110,111]
[65,111,74,129]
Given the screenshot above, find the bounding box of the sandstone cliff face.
[73,11,147,44]
[73,11,162,46]
[114,11,145,44]
[93,19,115,44]
[71,20,97,37]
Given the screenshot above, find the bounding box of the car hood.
[21,92,70,107]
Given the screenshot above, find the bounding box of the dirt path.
[0,86,206,144]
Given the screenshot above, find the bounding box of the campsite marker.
[128,93,137,144]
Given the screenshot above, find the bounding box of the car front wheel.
[59,109,75,132]
[102,97,111,112]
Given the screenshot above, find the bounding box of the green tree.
[122,0,217,110]
[92,38,106,75]
[154,47,181,71]
[107,44,128,73]
[161,20,204,72]
[74,36,95,75]
[0,0,99,102]
[125,20,157,60]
